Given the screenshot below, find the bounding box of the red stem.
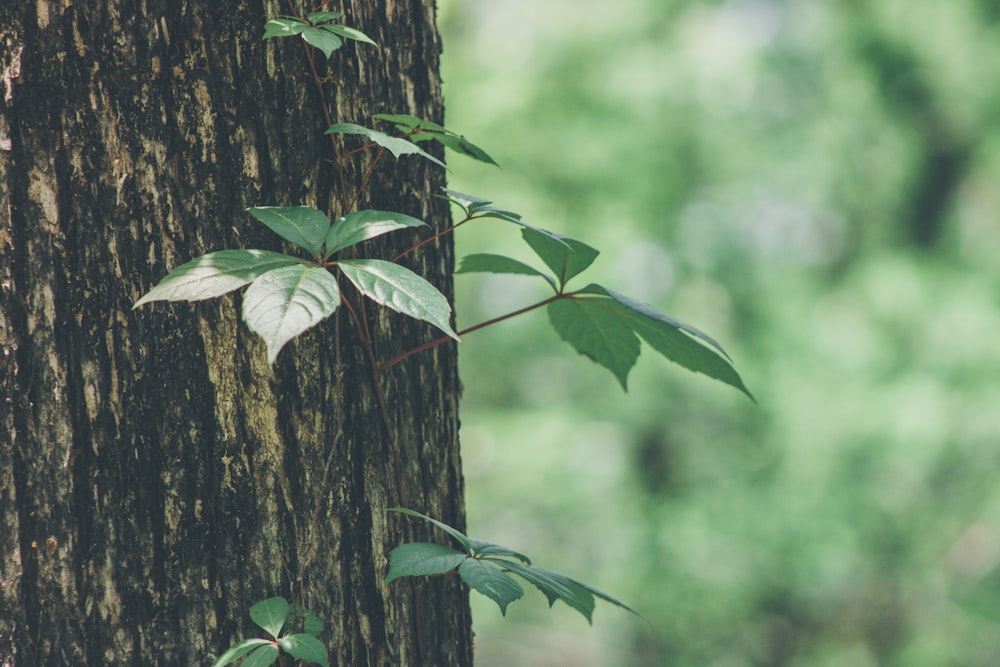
[391,215,474,262]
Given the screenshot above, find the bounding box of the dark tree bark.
[1,1,472,665]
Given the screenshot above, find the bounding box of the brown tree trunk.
[1,1,472,665]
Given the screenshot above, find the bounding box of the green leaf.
[319,24,377,46]
[440,188,491,212]
[337,260,458,340]
[249,597,290,639]
[133,250,302,307]
[430,132,499,166]
[301,26,342,59]
[263,18,308,40]
[492,560,596,622]
[307,11,342,23]
[325,123,445,168]
[242,265,342,364]
[248,206,331,257]
[384,542,468,584]
[522,228,599,289]
[277,634,330,667]
[469,205,522,224]
[373,113,425,130]
[458,559,524,615]
[388,507,472,550]
[583,285,753,399]
[455,253,556,290]
[325,209,425,255]
[210,638,274,667]
[373,114,498,165]
[468,538,531,564]
[290,603,324,637]
[242,644,280,667]
[547,297,641,390]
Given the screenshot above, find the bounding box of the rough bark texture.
[1,1,472,665]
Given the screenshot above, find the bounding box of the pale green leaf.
[307,11,342,23]
[547,297,640,390]
[242,644,280,667]
[134,250,302,307]
[319,24,377,46]
[277,634,330,667]
[458,559,524,615]
[388,507,472,550]
[431,132,499,166]
[210,638,274,667]
[440,188,491,211]
[248,206,331,257]
[325,123,445,168]
[337,260,458,340]
[325,209,425,255]
[242,265,341,365]
[455,253,556,290]
[263,18,307,40]
[249,597,290,639]
[384,542,468,584]
[301,27,342,59]
[522,228,599,289]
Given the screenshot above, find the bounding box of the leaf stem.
[348,146,386,212]
[391,214,474,262]
[380,294,564,369]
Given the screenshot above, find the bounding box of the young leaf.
[468,538,531,564]
[582,284,753,399]
[325,210,425,255]
[455,253,556,290]
[522,228,599,289]
[492,560,596,622]
[210,638,274,667]
[262,18,308,40]
[249,597,290,639]
[319,24,377,46]
[242,265,342,364]
[242,644,280,667]
[384,543,468,584]
[277,634,330,667]
[337,259,458,340]
[547,297,641,390]
[301,26,342,59]
[307,11,343,23]
[457,559,524,615]
[325,123,445,168]
[134,250,303,307]
[248,206,331,257]
[388,508,472,550]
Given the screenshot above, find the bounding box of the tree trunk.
[1,1,472,665]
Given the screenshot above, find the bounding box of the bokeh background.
[435,0,1000,664]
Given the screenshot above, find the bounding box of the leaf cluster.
[263,12,376,60]
[211,597,328,667]
[386,509,638,623]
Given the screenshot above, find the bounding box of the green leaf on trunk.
[547,297,640,390]
[242,644,280,667]
[522,228,599,289]
[277,634,330,667]
[458,559,524,615]
[210,638,274,667]
[325,123,445,168]
[325,210,425,255]
[384,543,468,584]
[262,18,307,40]
[337,260,458,340]
[248,206,331,257]
[242,265,342,364]
[301,27,342,59]
[291,604,324,638]
[134,249,302,307]
[249,597,290,639]
[319,24,377,46]
[373,114,498,166]
[307,11,342,23]
[388,507,473,550]
[581,284,753,399]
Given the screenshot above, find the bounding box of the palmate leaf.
[581,285,753,399]
[134,249,303,307]
[337,260,458,340]
[249,596,290,639]
[522,228,599,289]
[210,638,274,667]
[547,297,641,390]
[388,507,472,550]
[242,264,342,364]
[458,559,524,616]
[248,206,331,258]
[277,634,330,667]
[373,114,498,166]
[325,123,445,168]
[325,210,425,255]
[262,17,308,40]
[384,543,468,584]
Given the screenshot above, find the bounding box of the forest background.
[437,0,1000,665]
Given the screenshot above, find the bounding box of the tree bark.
[1,1,472,665]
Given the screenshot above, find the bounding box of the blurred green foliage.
[437,0,1000,664]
